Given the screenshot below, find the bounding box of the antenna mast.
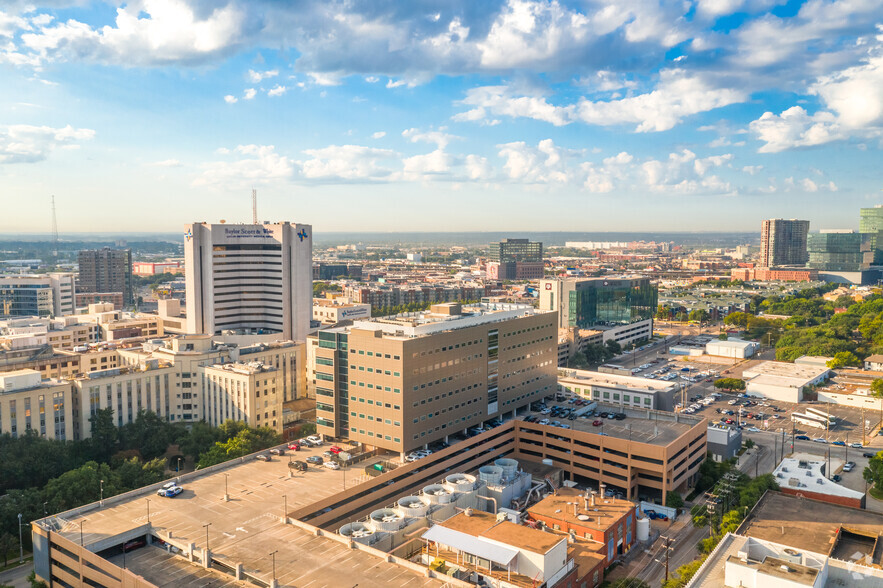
[252,188,258,224]
[51,195,59,264]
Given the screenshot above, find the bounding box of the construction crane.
[51,195,59,265]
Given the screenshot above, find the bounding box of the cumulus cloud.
[454,70,745,132]
[300,145,398,180]
[248,68,277,83]
[267,84,287,97]
[371,131,386,139]
[243,88,256,100]
[0,123,94,163]
[194,144,294,187]
[749,106,842,152]
[223,94,237,103]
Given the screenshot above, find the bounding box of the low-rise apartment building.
[311,302,558,456]
[0,369,74,440]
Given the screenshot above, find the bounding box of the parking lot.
[54,440,448,588]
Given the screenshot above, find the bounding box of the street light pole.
[146,498,151,524]
[100,479,104,505]
[203,523,212,553]
[79,519,86,546]
[270,550,278,585]
[18,513,23,563]
[282,495,287,524]
[224,473,229,501]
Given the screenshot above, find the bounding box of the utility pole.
[657,534,674,583]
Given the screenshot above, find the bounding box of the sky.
[0,0,881,235]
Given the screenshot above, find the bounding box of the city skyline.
[1,0,882,233]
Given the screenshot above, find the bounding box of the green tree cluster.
[864,451,883,491]
[714,378,746,391]
[197,423,281,468]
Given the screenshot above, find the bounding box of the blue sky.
[1,0,881,233]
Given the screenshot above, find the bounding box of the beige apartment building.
[0,370,75,440]
[203,361,282,431]
[74,360,177,429]
[311,303,558,456]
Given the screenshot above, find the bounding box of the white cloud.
[0,123,94,164]
[243,88,256,100]
[371,131,386,139]
[151,158,183,167]
[267,84,287,97]
[308,71,342,86]
[365,76,379,83]
[497,138,574,183]
[248,68,278,83]
[402,128,458,149]
[300,144,397,180]
[20,0,246,67]
[749,106,843,152]
[465,154,492,180]
[641,149,735,194]
[194,144,294,187]
[401,149,452,177]
[455,71,745,132]
[386,79,407,88]
[223,94,237,103]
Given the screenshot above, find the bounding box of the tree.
[26,571,48,588]
[88,408,119,462]
[689,309,710,323]
[718,332,728,340]
[197,425,282,468]
[0,532,19,567]
[826,351,861,369]
[656,305,672,321]
[871,378,883,398]
[666,491,684,509]
[714,378,745,391]
[605,340,622,356]
[864,452,883,489]
[675,311,688,322]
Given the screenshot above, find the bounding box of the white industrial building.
[184,222,313,341]
[705,339,758,359]
[742,361,831,403]
[558,368,680,411]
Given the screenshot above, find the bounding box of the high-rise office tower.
[487,238,544,281]
[184,222,312,341]
[77,248,133,305]
[859,205,883,263]
[759,219,810,267]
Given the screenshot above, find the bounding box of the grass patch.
[870,485,883,501]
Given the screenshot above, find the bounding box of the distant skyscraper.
[487,238,544,281]
[859,205,883,264]
[77,248,133,304]
[759,219,809,267]
[184,222,312,341]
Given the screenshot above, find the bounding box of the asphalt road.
[0,561,32,588]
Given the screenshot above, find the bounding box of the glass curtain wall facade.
[316,330,348,435]
[859,206,883,264]
[488,239,543,262]
[806,232,868,271]
[568,279,657,328]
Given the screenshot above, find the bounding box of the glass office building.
[488,238,543,263]
[806,231,869,272]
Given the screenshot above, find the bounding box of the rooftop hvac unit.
[479,466,503,486]
[369,508,404,532]
[422,484,453,504]
[397,497,429,518]
[338,522,376,544]
[445,474,477,492]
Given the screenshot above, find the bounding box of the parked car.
[256,454,270,461]
[329,445,343,454]
[323,451,335,459]
[831,441,846,447]
[163,486,183,497]
[812,438,827,444]
[849,442,863,448]
[832,474,842,482]
[289,460,308,471]
[863,452,877,458]
[123,538,147,552]
[842,463,854,472]
[287,442,301,451]
[157,481,177,496]
[270,448,284,455]
[306,435,323,446]
[592,420,603,426]
[795,435,810,441]
[324,461,341,470]
[306,455,323,464]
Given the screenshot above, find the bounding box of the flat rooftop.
[743,361,830,384]
[560,405,704,445]
[328,302,545,339]
[739,491,883,557]
[39,443,447,588]
[559,369,677,392]
[773,458,863,499]
[527,487,633,534]
[440,510,563,554]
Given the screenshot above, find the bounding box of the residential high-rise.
[0,273,75,318]
[77,248,133,305]
[184,222,312,341]
[309,302,557,457]
[487,238,544,281]
[759,219,809,267]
